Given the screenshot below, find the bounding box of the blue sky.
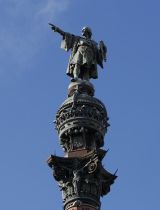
[0,0,160,209]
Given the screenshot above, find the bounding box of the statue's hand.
[48,23,65,36]
[51,26,56,31]
[48,23,57,32]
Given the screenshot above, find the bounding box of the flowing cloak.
[60,32,104,79]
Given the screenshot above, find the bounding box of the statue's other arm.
[48,23,65,36]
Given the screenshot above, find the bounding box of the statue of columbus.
[49,23,107,81]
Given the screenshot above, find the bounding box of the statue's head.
[82,26,92,38]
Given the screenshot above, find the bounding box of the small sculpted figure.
[49,23,107,81]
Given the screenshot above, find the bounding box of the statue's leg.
[82,68,89,81]
[72,64,80,81]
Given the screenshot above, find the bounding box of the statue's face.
[82,28,87,36]
[81,27,92,38]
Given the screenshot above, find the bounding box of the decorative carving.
[47,150,117,207]
[54,93,109,152]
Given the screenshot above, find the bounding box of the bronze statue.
[49,23,107,81]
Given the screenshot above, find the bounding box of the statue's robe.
[61,33,103,79]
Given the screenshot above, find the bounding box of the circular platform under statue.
[68,80,95,97]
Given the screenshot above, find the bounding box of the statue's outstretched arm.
[48,23,65,36]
